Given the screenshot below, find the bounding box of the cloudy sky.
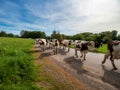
[0,0,120,35]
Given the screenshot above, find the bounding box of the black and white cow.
[35,38,40,44]
[74,41,101,60]
[93,42,103,51]
[75,41,93,60]
[51,39,59,55]
[102,41,120,70]
[38,38,47,51]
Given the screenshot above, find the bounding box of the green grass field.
[97,44,107,53]
[0,37,39,90]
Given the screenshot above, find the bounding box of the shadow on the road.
[58,48,67,55]
[102,65,120,89]
[64,56,88,74]
[38,52,52,59]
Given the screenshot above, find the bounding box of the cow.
[93,42,103,51]
[60,39,72,52]
[51,39,59,55]
[45,39,53,49]
[38,38,47,51]
[35,38,40,44]
[102,41,120,70]
[75,41,101,60]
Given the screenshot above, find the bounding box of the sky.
[0,0,120,36]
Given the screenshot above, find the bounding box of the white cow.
[38,38,47,51]
[60,39,72,52]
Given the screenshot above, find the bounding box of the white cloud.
[24,0,120,35]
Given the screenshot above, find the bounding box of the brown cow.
[102,41,120,70]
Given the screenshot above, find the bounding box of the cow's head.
[88,41,95,48]
[39,40,44,45]
[95,42,103,48]
[68,40,72,45]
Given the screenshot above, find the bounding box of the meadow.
[97,44,107,53]
[0,37,39,90]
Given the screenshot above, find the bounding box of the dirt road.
[35,44,120,90]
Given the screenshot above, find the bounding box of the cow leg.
[59,45,61,48]
[102,52,110,64]
[64,47,66,50]
[75,49,78,58]
[102,54,108,64]
[53,47,55,55]
[53,49,55,55]
[83,51,87,60]
[80,51,83,58]
[110,59,117,70]
[110,55,117,70]
[41,46,44,52]
[55,47,57,54]
[43,47,45,51]
[62,45,64,50]
[68,46,70,52]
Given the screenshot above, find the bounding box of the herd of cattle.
[35,38,120,70]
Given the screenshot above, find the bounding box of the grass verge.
[0,37,39,90]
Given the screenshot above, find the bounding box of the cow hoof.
[102,61,105,64]
[80,56,83,58]
[83,59,86,61]
[112,68,118,70]
[75,55,78,58]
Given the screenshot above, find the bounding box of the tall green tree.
[0,31,6,37]
[51,30,57,39]
[111,30,118,40]
[117,34,120,40]
[20,30,46,39]
[51,30,63,40]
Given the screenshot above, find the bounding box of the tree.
[111,30,118,40]
[7,33,14,37]
[51,30,57,39]
[0,31,6,37]
[99,31,112,43]
[51,30,62,40]
[94,34,102,42]
[46,36,51,39]
[61,34,66,40]
[117,34,120,40]
[20,30,46,39]
[72,34,84,40]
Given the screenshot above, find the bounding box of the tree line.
[0,30,120,43]
[0,31,19,37]
[50,30,120,43]
[20,30,46,39]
